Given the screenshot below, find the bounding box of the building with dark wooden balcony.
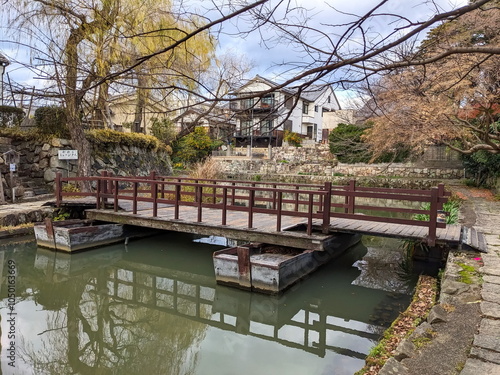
[230,75,341,147]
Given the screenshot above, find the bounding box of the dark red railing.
[55,172,450,245]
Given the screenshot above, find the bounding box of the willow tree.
[117,1,214,133]
[4,0,215,181]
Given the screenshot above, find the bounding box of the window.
[261,94,274,108]
[314,105,318,112]
[285,95,293,109]
[242,98,254,109]
[261,119,273,133]
[327,95,331,103]
[241,120,253,135]
[302,101,309,114]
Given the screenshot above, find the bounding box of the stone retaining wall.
[0,136,172,199]
[333,163,464,179]
[216,145,464,188]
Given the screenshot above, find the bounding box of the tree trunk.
[65,26,93,190]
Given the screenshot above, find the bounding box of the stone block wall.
[218,144,338,176]
[333,163,464,179]
[0,136,172,199]
[217,145,464,181]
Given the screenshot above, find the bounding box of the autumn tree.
[363,1,500,158]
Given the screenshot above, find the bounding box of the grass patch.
[457,262,479,284]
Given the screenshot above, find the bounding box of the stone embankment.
[215,145,464,189]
[377,185,500,375]
[0,136,172,201]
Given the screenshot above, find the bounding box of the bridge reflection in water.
[26,233,412,374]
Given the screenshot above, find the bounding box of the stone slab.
[379,358,409,375]
[481,266,500,277]
[481,301,500,319]
[481,283,500,304]
[474,333,500,352]
[461,358,500,375]
[480,318,500,333]
[483,275,500,285]
[470,347,500,365]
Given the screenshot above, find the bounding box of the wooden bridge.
[55,172,463,251]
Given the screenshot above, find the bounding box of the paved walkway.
[458,187,500,375]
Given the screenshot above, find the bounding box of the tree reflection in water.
[1,233,415,375]
[18,251,209,375]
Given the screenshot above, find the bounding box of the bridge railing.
[55,173,450,245]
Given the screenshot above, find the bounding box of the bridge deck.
[85,201,462,250]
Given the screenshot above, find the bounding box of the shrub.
[151,117,176,145]
[34,106,69,137]
[172,127,222,164]
[86,128,171,153]
[462,151,500,188]
[0,105,25,127]
[189,158,222,180]
[283,130,302,147]
[329,123,410,163]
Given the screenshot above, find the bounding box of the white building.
[230,75,341,146]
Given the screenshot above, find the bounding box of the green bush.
[172,127,222,164]
[86,128,171,153]
[34,106,69,137]
[150,117,176,145]
[329,123,372,163]
[329,123,410,163]
[283,130,302,147]
[0,105,25,127]
[462,151,500,188]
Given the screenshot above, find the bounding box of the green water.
[0,233,413,375]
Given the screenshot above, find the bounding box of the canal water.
[0,232,415,375]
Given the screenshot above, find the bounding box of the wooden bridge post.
[151,178,158,217]
[276,191,283,231]
[322,182,332,234]
[307,193,314,235]
[437,183,445,210]
[113,180,119,212]
[55,172,62,207]
[96,175,102,209]
[197,185,203,222]
[248,189,255,228]
[132,182,138,214]
[174,183,180,219]
[344,180,356,214]
[427,187,438,246]
[101,171,108,206]
[222,187,228,225]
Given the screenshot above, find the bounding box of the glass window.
[262,94,274,108]
[302,102,309,114]
[241,120,253,135]
[242,98,254,109]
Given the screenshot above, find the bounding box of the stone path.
[459,188,500,375]
[378,186,500,375]
[0,197,54,227]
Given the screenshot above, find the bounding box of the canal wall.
[216,144,465,188]
[0,136,172,200]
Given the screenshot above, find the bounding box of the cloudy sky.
[1,0,468,105]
